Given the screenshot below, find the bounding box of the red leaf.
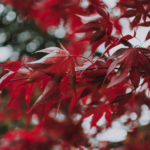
[140,0,150,4]
[74,21,101,33]
[28,75,69,113]
[108,48,127,60]
[34,47,63,54]
[91,109,104,128]
[138,21,150,27]
[118,2,137,9]
[68,58,76,92]
[58,42,70,55]
[0,71,16,91]
[101,35,132,57]
[120,10,137,18]
[101,41,117,57]
[78,146,84,150]
[25,84,34,110]
[42,101,54,126]
[26,52,67,69]
[131,14,141,29]
[107,66,129,88]
[68,57,77,112]
[138,53,150,75]
[89,0,107,8]
[7,85,26,109]
[69,97,76,113]
[104,49,131,84]
[108,92,134,109]
[94,6,108,18]
[0,61,21,71]
[121,35,133,41]
[90,105,111,128]
[130,66,141,88]
[134,0,145,13]
[146,3,150,12]
[77,108,95,124]
[105,110,112,126]
[90,29,106,45]
[137,47,150,54]
[24,58,70,85]
[133,30,137,37]
[22,65,54,84]
[145,30,150,41]
[91,38,106,55]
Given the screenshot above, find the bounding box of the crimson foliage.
[0,0,150,149]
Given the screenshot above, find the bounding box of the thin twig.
[8,67,110,82]
[10,77,28,81]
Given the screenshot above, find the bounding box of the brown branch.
[8,67,146,82]
[8,67,110,82]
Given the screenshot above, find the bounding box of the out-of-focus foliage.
[0,2,66,63]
